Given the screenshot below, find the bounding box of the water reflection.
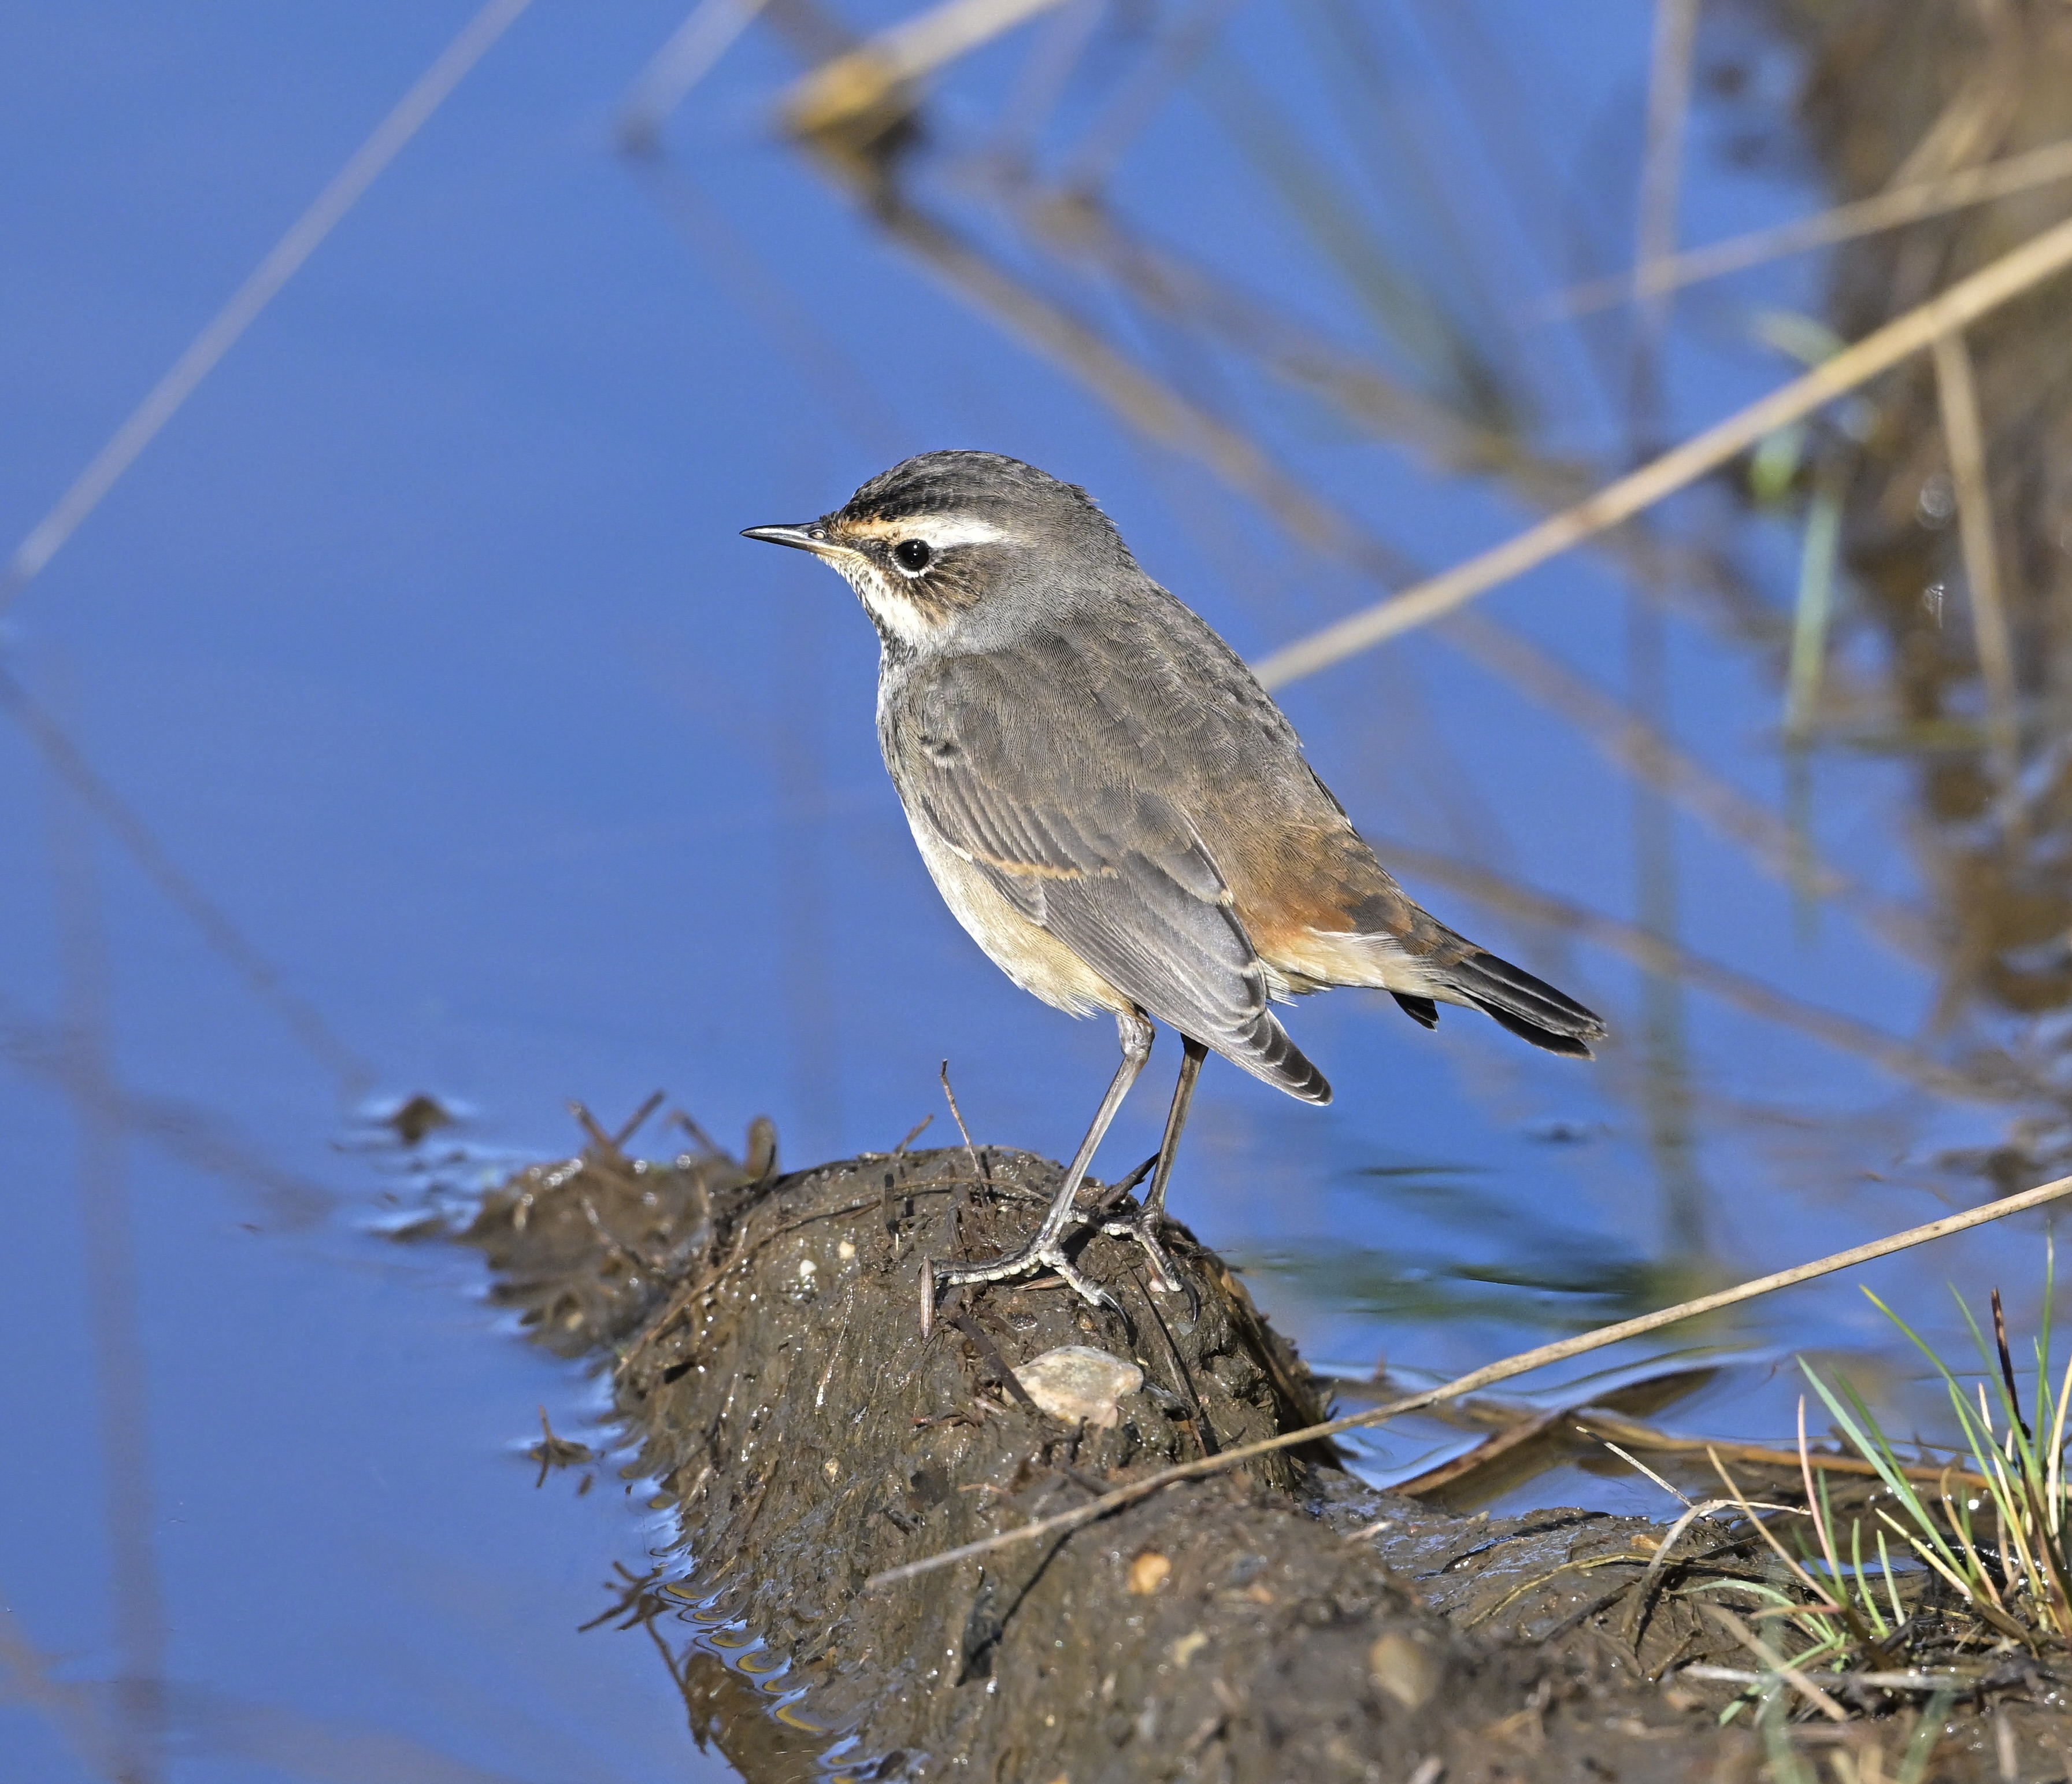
[1237,1159,1682,1330]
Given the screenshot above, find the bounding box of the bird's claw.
[925,1235,1119,1324]
[1099,1207,1193,1311]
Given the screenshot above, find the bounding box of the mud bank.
[456,1137,2066,1782]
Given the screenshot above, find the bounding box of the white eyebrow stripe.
[846,514,1012,550]
[911,516,1010,549]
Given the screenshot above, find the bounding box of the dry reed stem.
[1574,1407,1994,1495]
[1632,0,1699,367]
[1801,1397,1851,1592]
[1554,135,2072,317]
[868,1172,2072,1586]
[1680,1663,1967,1693]
[618,0,773,149]
[46,772,168,1783]
[0,0,535,616]
[1883,11,2026,192]
[1708,1446,1841,1618]
[1399,1391,2004,1501]
[1930,330,2022,785]
[1252,213,2072,689]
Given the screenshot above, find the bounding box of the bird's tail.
[1426,947,1605,1057]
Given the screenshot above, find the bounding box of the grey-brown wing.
[889,650,1328,1102]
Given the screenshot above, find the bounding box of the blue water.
[1,3,2055,1779]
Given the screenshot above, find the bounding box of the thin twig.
[947,1304,1041,1413]
[1252,214,2072,686]
[569,1101,627,1166]
[1679,1663,1974,1693]
[1620,1497,1749,1647]
[612,1091,668,1152]
[1708,1446,1840,1613]
[867,1173,2072,1587]
[939,1059,988,1190]
[1800,1397,1851,1593]
[1697,1604,1850,1723]
[1931,329,2021,787]
[1553,134,2072,317]
[1596,1438,1690,1508]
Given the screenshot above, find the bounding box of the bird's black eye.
[893,538,933,573]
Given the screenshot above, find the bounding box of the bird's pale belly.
[902,812,1130,1019]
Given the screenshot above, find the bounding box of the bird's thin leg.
[928,1012,1152,1316]
[1100,1034,1206,1296]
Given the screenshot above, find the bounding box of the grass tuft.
[1660,1262,2069,1724]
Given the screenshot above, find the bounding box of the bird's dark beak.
[742,522,835,555]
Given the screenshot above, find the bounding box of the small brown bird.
[746,451,1604,1315]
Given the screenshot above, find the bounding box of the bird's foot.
[1098,1206,1195,1311]
[922,1232,1117,1333]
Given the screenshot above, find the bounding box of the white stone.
[1012,1345,1144,1428]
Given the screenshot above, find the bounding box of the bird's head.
[743,450,1132,653]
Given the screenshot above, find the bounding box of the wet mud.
[457,1135,2071,1782]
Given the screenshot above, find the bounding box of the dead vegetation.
[441,1104,2072,1781]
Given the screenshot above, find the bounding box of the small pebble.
[1013,1345,1143,1428]
[1369,1631,1439,1711]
